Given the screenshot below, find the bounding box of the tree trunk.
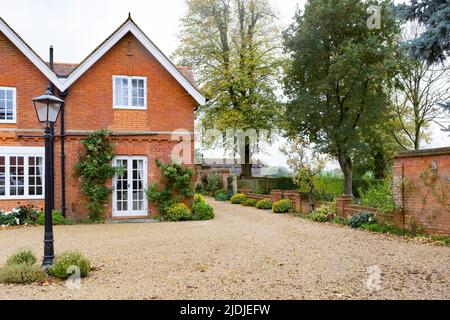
[372,150,387,180]
[241,140,252,179]
[338,149,353,196]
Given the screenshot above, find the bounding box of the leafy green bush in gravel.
[0,263,46,284]
[6,249,37,266]
[256,199,273,210]
[166,203,192,222]
[0,250,45,284]
[348,212,375,228]
[49,251,91,279]
[230,193,247,204]
[272,199,293,213]
[192,202,215,221]
[194,193,206,205]
[243,198,258,207]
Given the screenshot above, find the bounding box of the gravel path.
[0,198,449,300]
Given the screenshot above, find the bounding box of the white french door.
[112,156,148,217]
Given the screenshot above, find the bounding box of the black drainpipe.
[59,93,68,218]
[49,45,68,218]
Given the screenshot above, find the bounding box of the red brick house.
[0,16,205,220]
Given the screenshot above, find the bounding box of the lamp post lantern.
[33,86,64,269]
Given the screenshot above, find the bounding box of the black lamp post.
[33,86,64,269]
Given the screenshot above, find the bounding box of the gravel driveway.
[0,199,449,300]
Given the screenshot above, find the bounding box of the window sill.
[113,106,147,110]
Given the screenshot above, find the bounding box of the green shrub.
[309,211,329,222]
[194,193,206,205]
[6,249,37,266]
[49,251,91,279]
[166,203,192,222]
[256,199,273,210]
[243,198,258,207]
[309,204,336,222]
[205,173,223,195]
[0,263,46,284]
[36,210,72,225]
[348,212,376,228]
[272,199,293,213]
[230,193,247,204]
[359,180,395,214]
[194,183,203,194]
[0,211,19,226]
[147,160,194,218]
[214,189,229,201]
[192,202,214,221]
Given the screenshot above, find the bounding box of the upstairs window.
[113,76,147,109]
[0,87,16,123]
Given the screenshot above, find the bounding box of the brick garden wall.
[393,148,450,236]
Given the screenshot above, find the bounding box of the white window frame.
[0,87,17,124]
[112,76,147,110]
[0,147,45,200]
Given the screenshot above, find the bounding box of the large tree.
[396,0,450,64]
[283,0,401,195]
[174,0,282,178]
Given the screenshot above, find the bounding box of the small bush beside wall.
[272,199,293,213]
[256,199,273,210]
[214,189,229,201]
[243,199,258,207]
[36,210,72,226]
[348,212,376,228]
[166,203,192,222]
[192,202,214,221]
[230,194,247,204]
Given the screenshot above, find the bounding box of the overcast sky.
[1,0,448,168]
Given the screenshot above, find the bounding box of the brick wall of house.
[393,148,450,236]
[0,31,197,219]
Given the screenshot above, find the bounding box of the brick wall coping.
[394,147,450,158]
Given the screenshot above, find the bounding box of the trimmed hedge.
[272,199,293,213]
[230,194,247,204]
[192,202,215,220]
[166,203,192,222]
[243,199,258,207]
[256,199,273,210]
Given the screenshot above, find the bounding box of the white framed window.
[0,87,16,123]
[113,76,147,109]
[0,147,44,200]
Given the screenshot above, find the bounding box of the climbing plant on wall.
[74,130,122,222]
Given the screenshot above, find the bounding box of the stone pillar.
[232,176,238,195]
[336,195,352,217]
[285,191,301,212]
[270,189,283,203]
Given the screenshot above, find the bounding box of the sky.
[0,0,448,169]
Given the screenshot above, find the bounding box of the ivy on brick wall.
[146,159,194,219]
[74,130,122,222]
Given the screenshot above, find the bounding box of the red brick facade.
[393,148,450,236]
[0,21,199,220]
